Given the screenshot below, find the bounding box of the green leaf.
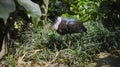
[0,0,16,21]
[17,0,41,21]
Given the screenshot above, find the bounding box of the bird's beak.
[48,25,54,30]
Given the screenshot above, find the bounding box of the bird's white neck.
[53,17,62,30]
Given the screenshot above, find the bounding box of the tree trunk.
[0,32,9,59]
[0,11,16,59]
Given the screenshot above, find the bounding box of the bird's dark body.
[52,17,87,35]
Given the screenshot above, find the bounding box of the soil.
[87,50,120,67]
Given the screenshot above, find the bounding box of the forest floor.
[0,50,120,67]
[87,50,120,67]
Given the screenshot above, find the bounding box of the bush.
[4,20,117,66]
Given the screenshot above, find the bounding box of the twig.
[17,49,43,67]
[17,52,27,67]
[45,51,59,67]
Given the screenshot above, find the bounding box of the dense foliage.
[0,0,120,67]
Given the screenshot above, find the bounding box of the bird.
[51,16,87,35]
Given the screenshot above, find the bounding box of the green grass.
[1,21,117,67]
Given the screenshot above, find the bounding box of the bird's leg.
[66,34,71,48]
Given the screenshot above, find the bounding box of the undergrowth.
[1,21,117,67]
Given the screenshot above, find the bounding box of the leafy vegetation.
[1,21,117,66]
[0,0,120,67]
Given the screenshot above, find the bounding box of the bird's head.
[51,16,62,30]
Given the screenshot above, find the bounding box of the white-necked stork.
[51,16,87,35]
